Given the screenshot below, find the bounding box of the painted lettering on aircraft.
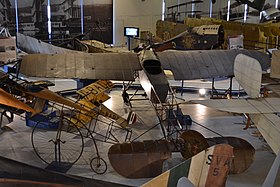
[100,109,120,120]
[77,80,113,97]
[206,154,232,176]
[206,154,231,166]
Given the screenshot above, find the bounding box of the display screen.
[124,27,139,37]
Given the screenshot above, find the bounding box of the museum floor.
[0,78,279,187]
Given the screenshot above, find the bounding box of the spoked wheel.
[90,157,107,174]
[31,116,84,168]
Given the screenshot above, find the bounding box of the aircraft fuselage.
[138,49,169,104]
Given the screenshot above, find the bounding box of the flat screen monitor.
[124,27,139,37]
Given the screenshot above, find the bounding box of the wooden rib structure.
[180,130,255,174]
[108,140,173,178]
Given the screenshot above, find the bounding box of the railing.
[166,0,203,22]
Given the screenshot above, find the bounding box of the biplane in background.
[189,50,280,186]
[148,24,225,51]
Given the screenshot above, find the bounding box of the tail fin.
[141,144,233,187]
[234,54,262,98]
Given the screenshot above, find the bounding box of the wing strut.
[262,150,280,187]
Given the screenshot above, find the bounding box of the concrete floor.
[0,78,279,186]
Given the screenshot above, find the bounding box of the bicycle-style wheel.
[90,157,107,174]
[31,116,84,167]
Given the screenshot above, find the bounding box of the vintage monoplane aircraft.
[19,49,270,104]
[16,32,271,104]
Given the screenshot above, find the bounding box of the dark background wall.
[4,0,113,44]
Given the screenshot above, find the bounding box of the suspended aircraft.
[224,0,280,22]
[222,0,266,11]
[189,50,280,186]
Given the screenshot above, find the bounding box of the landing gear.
[31,116,84,167]
[90,157,107,174]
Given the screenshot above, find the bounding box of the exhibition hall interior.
[1,0,280,186]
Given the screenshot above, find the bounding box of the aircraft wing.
[189,98,280,154]
[16,33,75,54]
[20,49,270,81]
[251,114,280,154]
[25,88,91,113]
[20,53,141,81]
[157,49,270,80]
[189,98,280,114]
[0,88,35,113]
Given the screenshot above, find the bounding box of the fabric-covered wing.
[158,49,270,80]
[20,53,141,81]
[0,88,35,113]
[189,98,280,114]
[251,114,280,154]
[17,33,75,54]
